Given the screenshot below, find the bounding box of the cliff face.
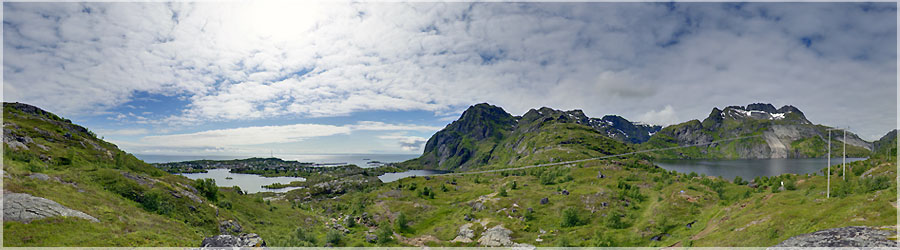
[643,103,873,159]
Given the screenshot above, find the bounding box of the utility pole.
[843,128,847,181]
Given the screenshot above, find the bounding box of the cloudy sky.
[3,2,897,157]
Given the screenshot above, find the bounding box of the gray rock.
[540,197,549,205]
[3,192,99,223]
[451,223,475,243]
[472,202,485,211]
[477,225,535,248]
[27,173,51,181]
[366,233,378,243]
[218,220,243,235]
[772,226,897,248]
[200,233,266,247]
[478,225,514,247]
[561,190,569,195]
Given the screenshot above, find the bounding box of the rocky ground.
[2,191,99,223]
[771,226,897,248]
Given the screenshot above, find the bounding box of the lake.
[653,158,866,180]
[178,169,306,194]
[378,170,450,183]
[136,153,418,168]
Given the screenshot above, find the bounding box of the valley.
[2,102,897,247]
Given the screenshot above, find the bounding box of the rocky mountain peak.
[710,103,810,124]
[746,103,778,113]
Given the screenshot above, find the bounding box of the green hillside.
[3,102,895,247]
[642,104,873,159]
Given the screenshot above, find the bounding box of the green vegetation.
[4,102,895,247]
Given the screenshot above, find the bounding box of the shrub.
[325,230,342,245]
[194,178,218,202]
[860,176,891,192]
[498,187,508,197]
[560,207,583,227]
[396,212,409,232]
[784,180,797,190]
[376,223,393,244]
[218,200,233,210]
[606,211,630,229]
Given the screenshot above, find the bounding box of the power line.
[439,135,763,176]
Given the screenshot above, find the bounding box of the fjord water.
[178,169,306,194]
[653,158,866,180]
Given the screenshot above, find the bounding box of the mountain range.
[406,102,890,171]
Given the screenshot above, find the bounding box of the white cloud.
[349,121,442,132]
[95,128,149,137]
[134,121,439,150]
[637,105,680,126]
[377,134,429,151]
[3,2,896,140]
[141,124,351,148]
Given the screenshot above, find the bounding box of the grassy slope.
[3,102,895,247]
[292,154,895,247]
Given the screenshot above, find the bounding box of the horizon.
[3,2,896,156]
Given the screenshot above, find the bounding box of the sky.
[3,2,897,156]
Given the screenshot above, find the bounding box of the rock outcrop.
[200,233,265,247]
[3,192,100,223]
[477,225,534,248]
[771,226,897,248]
[451,223,475,243]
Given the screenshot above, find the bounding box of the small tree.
[499,187,508,197]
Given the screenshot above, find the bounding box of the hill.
[408,103,657,171]
[2,102,322,247]
[641,103,873,159]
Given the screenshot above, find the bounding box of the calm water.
[136,154,418,168]
[653,158,866,180]
[178,169,306,194]
[378,170,450,183]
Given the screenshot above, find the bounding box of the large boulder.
[772,226,897,248]
[200,233,265,247]
[3,192,99,223]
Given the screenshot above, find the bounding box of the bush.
[376,223,393,244]
[194,178,218,202]
[325,230,342,245]
[524,209,535,222]
[784,180,797,190]
[860,176,891,192]
[293,227,316,244]
[498,188,508,197]
[218,200,233,210]
[396,212,409,232]
[606,211,630,229]
[560,207,583,227]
